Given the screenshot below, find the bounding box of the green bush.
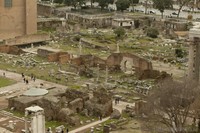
[114,27,125,39]
[146,28,159,38]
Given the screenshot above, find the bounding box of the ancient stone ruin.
[8,87,113,126]
[0,45,24,55]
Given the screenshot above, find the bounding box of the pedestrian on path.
[33,76,36,82]
[99,114,102,121]
[66,128,69,133]
[115,98,117,105]
[31,73,33,80]
[22,73,24,78]
[3,72,5,77]
[26,79,29,84]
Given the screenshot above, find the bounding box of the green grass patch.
[0,76,16,88]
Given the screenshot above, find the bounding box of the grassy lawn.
[0,76,16,88]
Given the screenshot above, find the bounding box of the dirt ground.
[152,60,185,79]
[0,113,25,133]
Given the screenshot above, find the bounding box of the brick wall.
[48,52,70,62]
[0,45,24,55]
[106,53,152,72]
[59,54,70,64]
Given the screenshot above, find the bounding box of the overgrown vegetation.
[146,28,159,38]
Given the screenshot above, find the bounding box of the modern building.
[0,0,37,40]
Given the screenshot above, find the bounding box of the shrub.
[146,28,159,38]
[114,27,125,39]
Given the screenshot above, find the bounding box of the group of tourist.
[22,73,36,84]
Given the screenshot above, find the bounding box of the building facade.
[0,0,37,40]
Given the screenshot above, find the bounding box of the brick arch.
[106,53,152,72]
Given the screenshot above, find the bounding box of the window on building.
[4,0,12,7]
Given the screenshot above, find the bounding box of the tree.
[152,0,173,18]
[130,0,139,4]
[97,0,114,10]
[145,79,198,133]
[54,0,64,4]
[116,0,131,12]
[64,0,85,9]
[130,0,139,12]
[114,27,126,40]
[177,0,192,18]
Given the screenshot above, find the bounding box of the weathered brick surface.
[106,53,152,72]
[59,54,70,64]
[48,52,70,62]
[71,54,106,67]
[0,45,24,55]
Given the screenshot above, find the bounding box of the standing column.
[188,40,195,79]
[194,37,200,81]
[188,37,200,81]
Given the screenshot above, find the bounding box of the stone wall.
[164,19,188,31]
[68,98,84,113]
[38,20,63,31]
[71,54,106,68]
[5,34,50,46]
[85,88,113,117]
[37,47,60,57]
[0,45,24,55]
[37,4,55,17]
[67,13,113,28]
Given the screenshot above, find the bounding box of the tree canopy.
[96,0,114,10]
[64,0,85,9]
[177,0,192,18]
[130,0,139,5]
[54,0,64,4]
[152,0,173,18]
[116,0,131,12]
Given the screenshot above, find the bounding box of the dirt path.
[152,60,185,79]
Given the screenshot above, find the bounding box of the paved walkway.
[0,69,66,98]
[113,100,135,113]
